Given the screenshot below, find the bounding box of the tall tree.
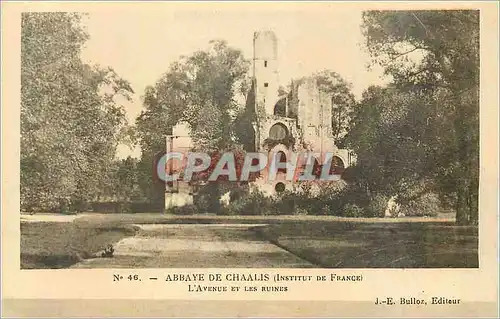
[21,13,134,212]
[360,10,479,224]
[347,85,440,199]
[136,40,250,153]
[135,40,250,208]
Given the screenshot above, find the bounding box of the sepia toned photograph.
[18,7,483,271]
[3,1,499,317]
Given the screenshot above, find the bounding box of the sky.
[79,5,388,158]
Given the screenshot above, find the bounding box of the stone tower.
[247,30,356,196]
[252,30,299,155]
[253,30,279,115]
[251,30,299,195]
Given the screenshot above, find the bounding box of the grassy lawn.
[74,212,457,225]
[21,222,138,269]
[255,221,478,268]
[20,213,478,269]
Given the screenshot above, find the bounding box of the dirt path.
[71,224,314,268]
[20,213,93,223]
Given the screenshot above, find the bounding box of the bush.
[193,184,221,214]
[116,202,132,213]
[400,193,440,217]
[168,205,198,215]
[317,185,387,218]
[274,186,329,215]
[193,183,253,215]
[130,201,164,213]
[315,183,347,215]
[319,204,332,215]
[339,186,370,209]
[225,189,274,215]
[343,203,364,217]
[69,198,92,213]
[293,207,309,216]
[229,187,248,202]
[365,194,388,217]
[322,184,369,217]
[255,181,349,216]
[274,190,299,215]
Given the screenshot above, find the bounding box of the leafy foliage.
[399,193,440,217]
[136,40,250,152]
[97,157,143,203]
[135,40,251,208]
[21,13,134,212]
[348,10,479,224]
[222,188,275,216]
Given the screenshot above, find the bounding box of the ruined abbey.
[248,30,355,195]
[166,30,356,207]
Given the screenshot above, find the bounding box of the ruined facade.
[165,30,356,207]
[249,30,355,195]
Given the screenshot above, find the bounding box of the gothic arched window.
[330,156,345,175]
[269,123,289,140]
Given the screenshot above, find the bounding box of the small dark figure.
[101,244,114,258]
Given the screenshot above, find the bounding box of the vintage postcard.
[2,1,499,317]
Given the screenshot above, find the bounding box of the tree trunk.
[455,176,478,225]
[453,87,479,226]
[455,181,470,225]
[469,178,479,225]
